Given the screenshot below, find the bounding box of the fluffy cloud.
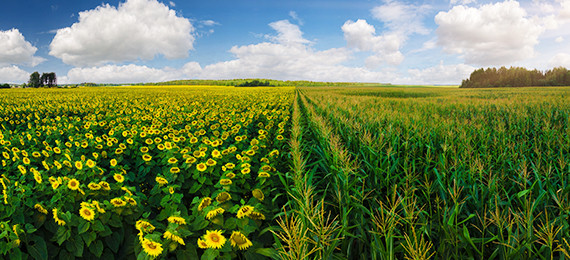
[435,1,543,66]
[0,66,30,83]
[549,53,570,67]
[61,64,193,84]
[0,29,45,67]
[450,0,476,5]
[61,20,401,84]
[371,0,430,35]
[342,1,431,68]
[49,0,194,66]
[342,19,404,67]
[407,62,475,85]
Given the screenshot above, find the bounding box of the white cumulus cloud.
[0,65,30,83]
[407,62,476,85]
[49,0,194,67]
[342,19,404,67]
[371,0,431,35]
[61,64,191,84]
[435,1,544,66]
[549,53,570,67]
[0,29,45,67]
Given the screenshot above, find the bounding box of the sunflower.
[198,197,212,211]
[125,196,137,205]
[33,171,42,184]
[167,157,178,164]
[79,207,95,221]
[52,208,66,226]
[236,205,254,219]
[22,157,30,165]
[206,159,217,167]
[167,216,186,225]
[276,135,284,141]
[86,159,96,168]
[216,192,232,203]
[249,211,266,220]
[99,181,110,190]
[258,172,271,178]
[142,155,152,163]
[203,230,226,249]
[185,156,197,164]
[53,147,61,154]
[170,167,180,174]
[230,231,253,250]
[88,183,101,190]
[156,177,168,186]
[241,168,251,175]
[68,178,80,190]
[225,172,236,179]
[252,189,264,201]
[246,150,255,156]
[113,173,125,183]
[141,238,163,258]
[17,165,26,174]
[197,238,208,249]
[206,208,225,220]
[163,231,185,245]
[136,220,155,233]
[196,163,207,172]
[261,165,272,171]
[110,159,117,167]
[211,150,221,158]
[75,161,83,170]
[110,198,126,207]
[34,204,48,214]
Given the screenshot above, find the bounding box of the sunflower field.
[0,86,292,259]
[2,85,570,260]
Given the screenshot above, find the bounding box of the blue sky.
[1,0,569,84]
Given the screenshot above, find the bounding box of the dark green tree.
[28,71,42,88]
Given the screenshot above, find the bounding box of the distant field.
[1,85,569,259]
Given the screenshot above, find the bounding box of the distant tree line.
[0,83,10,89]
[461,66,570,88]
[27,71,57,88]
[236,80,273,87]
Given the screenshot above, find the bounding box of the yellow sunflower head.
[236,205,254,219]
[252,189,264,201]
[88,183,101,190]
[99,181,110,190]
[230,231,253,250]
[216,192,232,203]
[219,179,232,186]
[167,216,187,225]
[197,238,208,249]
[170,167,180,174]
[68,178,80,190]
[114,173,125,183]
[206,208,225,220]
[155,177,168,186]
[79,207,96,221]
[110,198,126,207]
[141,238,163,258]
[196,163,207,172]
[110,159,117,167]
[142,154,152,162]
[203,230,226,249]
[168,157,178,164]
[75,161,83,170]
[198,197,212,211]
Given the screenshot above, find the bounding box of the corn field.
[274,86,570,260]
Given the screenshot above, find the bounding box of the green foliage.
[461,66,570,88]
[0,84,10,89]
[283,86,570,259]
[28,72,41,88]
